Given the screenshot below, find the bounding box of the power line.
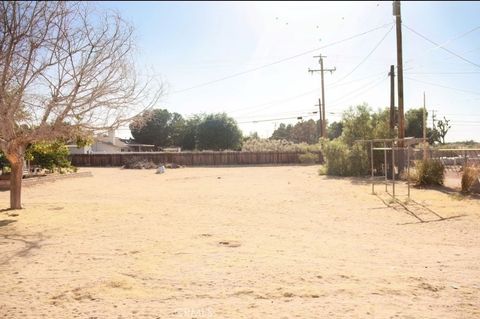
[227,71,387,116]
[237,114,318,124]
[329,75,388,107]
[331,25,393,85]
[234,109,318,120]
[406,71,480,75]
[403,24,480,70]
[405,77,480,96]
[170,23,393,95]
[229,89,318,115]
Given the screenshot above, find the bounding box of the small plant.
[461,166,479,193]
[413,159,445,186]
[318,166,327,175]
[298,152,318,164]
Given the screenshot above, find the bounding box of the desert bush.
[321,139,348,175]
[413,159,445,186]
[348,143,369,176]
[320,139,369,176]
[461,166,479,193]
[242,138,321,152]
[400,167,418,183]
[298,152,318,164]
[123,158,158,169]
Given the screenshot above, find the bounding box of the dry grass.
[461,166,480,193]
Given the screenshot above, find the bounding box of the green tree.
[340,104,393,146]
[179,115,203,150]
[130,109,185,147]
[328,121,343,140]
[405,108,426,138]
[196,113,243,150]
[371,108,394,140]
[291,119,319,144]
[340,104,374,146]
[270,123,293,141]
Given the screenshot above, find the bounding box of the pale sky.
[99,1,480,142]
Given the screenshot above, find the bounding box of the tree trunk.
[9,156,23,210]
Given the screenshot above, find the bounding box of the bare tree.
[0,2,162,209]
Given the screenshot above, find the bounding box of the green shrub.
[320,139,369,176]
[298,152,318,164]
[26,141,74,172]
[414,159,445,186]
[461,166,479,193]
[321,139,349,175]
[348,143,369,176]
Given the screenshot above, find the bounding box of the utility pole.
[315,98,323,138]
[389,65,395,132]
[423,92,428,159]
[308,55,336,138]
[432,109,436,129]
[393,1,405,144]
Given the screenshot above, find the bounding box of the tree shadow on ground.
[321,175,376,186]
[0,219,17,227]
[323,174,480,200]
[413,184,480,200]
[0,221,47,265]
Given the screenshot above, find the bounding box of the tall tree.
[196,113,242,151]
[327,121,343,140]
[340,104,374,146]
[179,115,203,150]
[130,109,184,147]
[291,119,318,144]
[340,104,393,146]
[270,123,293,141]
[0,2,161,209]
[405,108,425,138]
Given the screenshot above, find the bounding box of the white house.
[67,130,155,154]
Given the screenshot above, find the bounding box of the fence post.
[371,141,374,194]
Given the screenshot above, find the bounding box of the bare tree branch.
[0,1,163,208]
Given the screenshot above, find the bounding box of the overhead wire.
[330,25,393,85]
[170,23,393,95]
[405,77,480,96]
[403,24,480,70]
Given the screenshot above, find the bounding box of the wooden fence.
[70,151,323,167]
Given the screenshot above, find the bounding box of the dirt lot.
[0,166,479,318]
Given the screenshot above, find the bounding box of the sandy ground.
[0,166,479,319]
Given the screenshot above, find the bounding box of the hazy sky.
[99,1,480,142]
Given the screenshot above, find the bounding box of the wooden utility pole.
[315,98,323,138]
[389,65,395,131]
[393,0,405,144]
[309,55,336,138]
[423,91,428,159]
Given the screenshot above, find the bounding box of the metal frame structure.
[356,137,423,200]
